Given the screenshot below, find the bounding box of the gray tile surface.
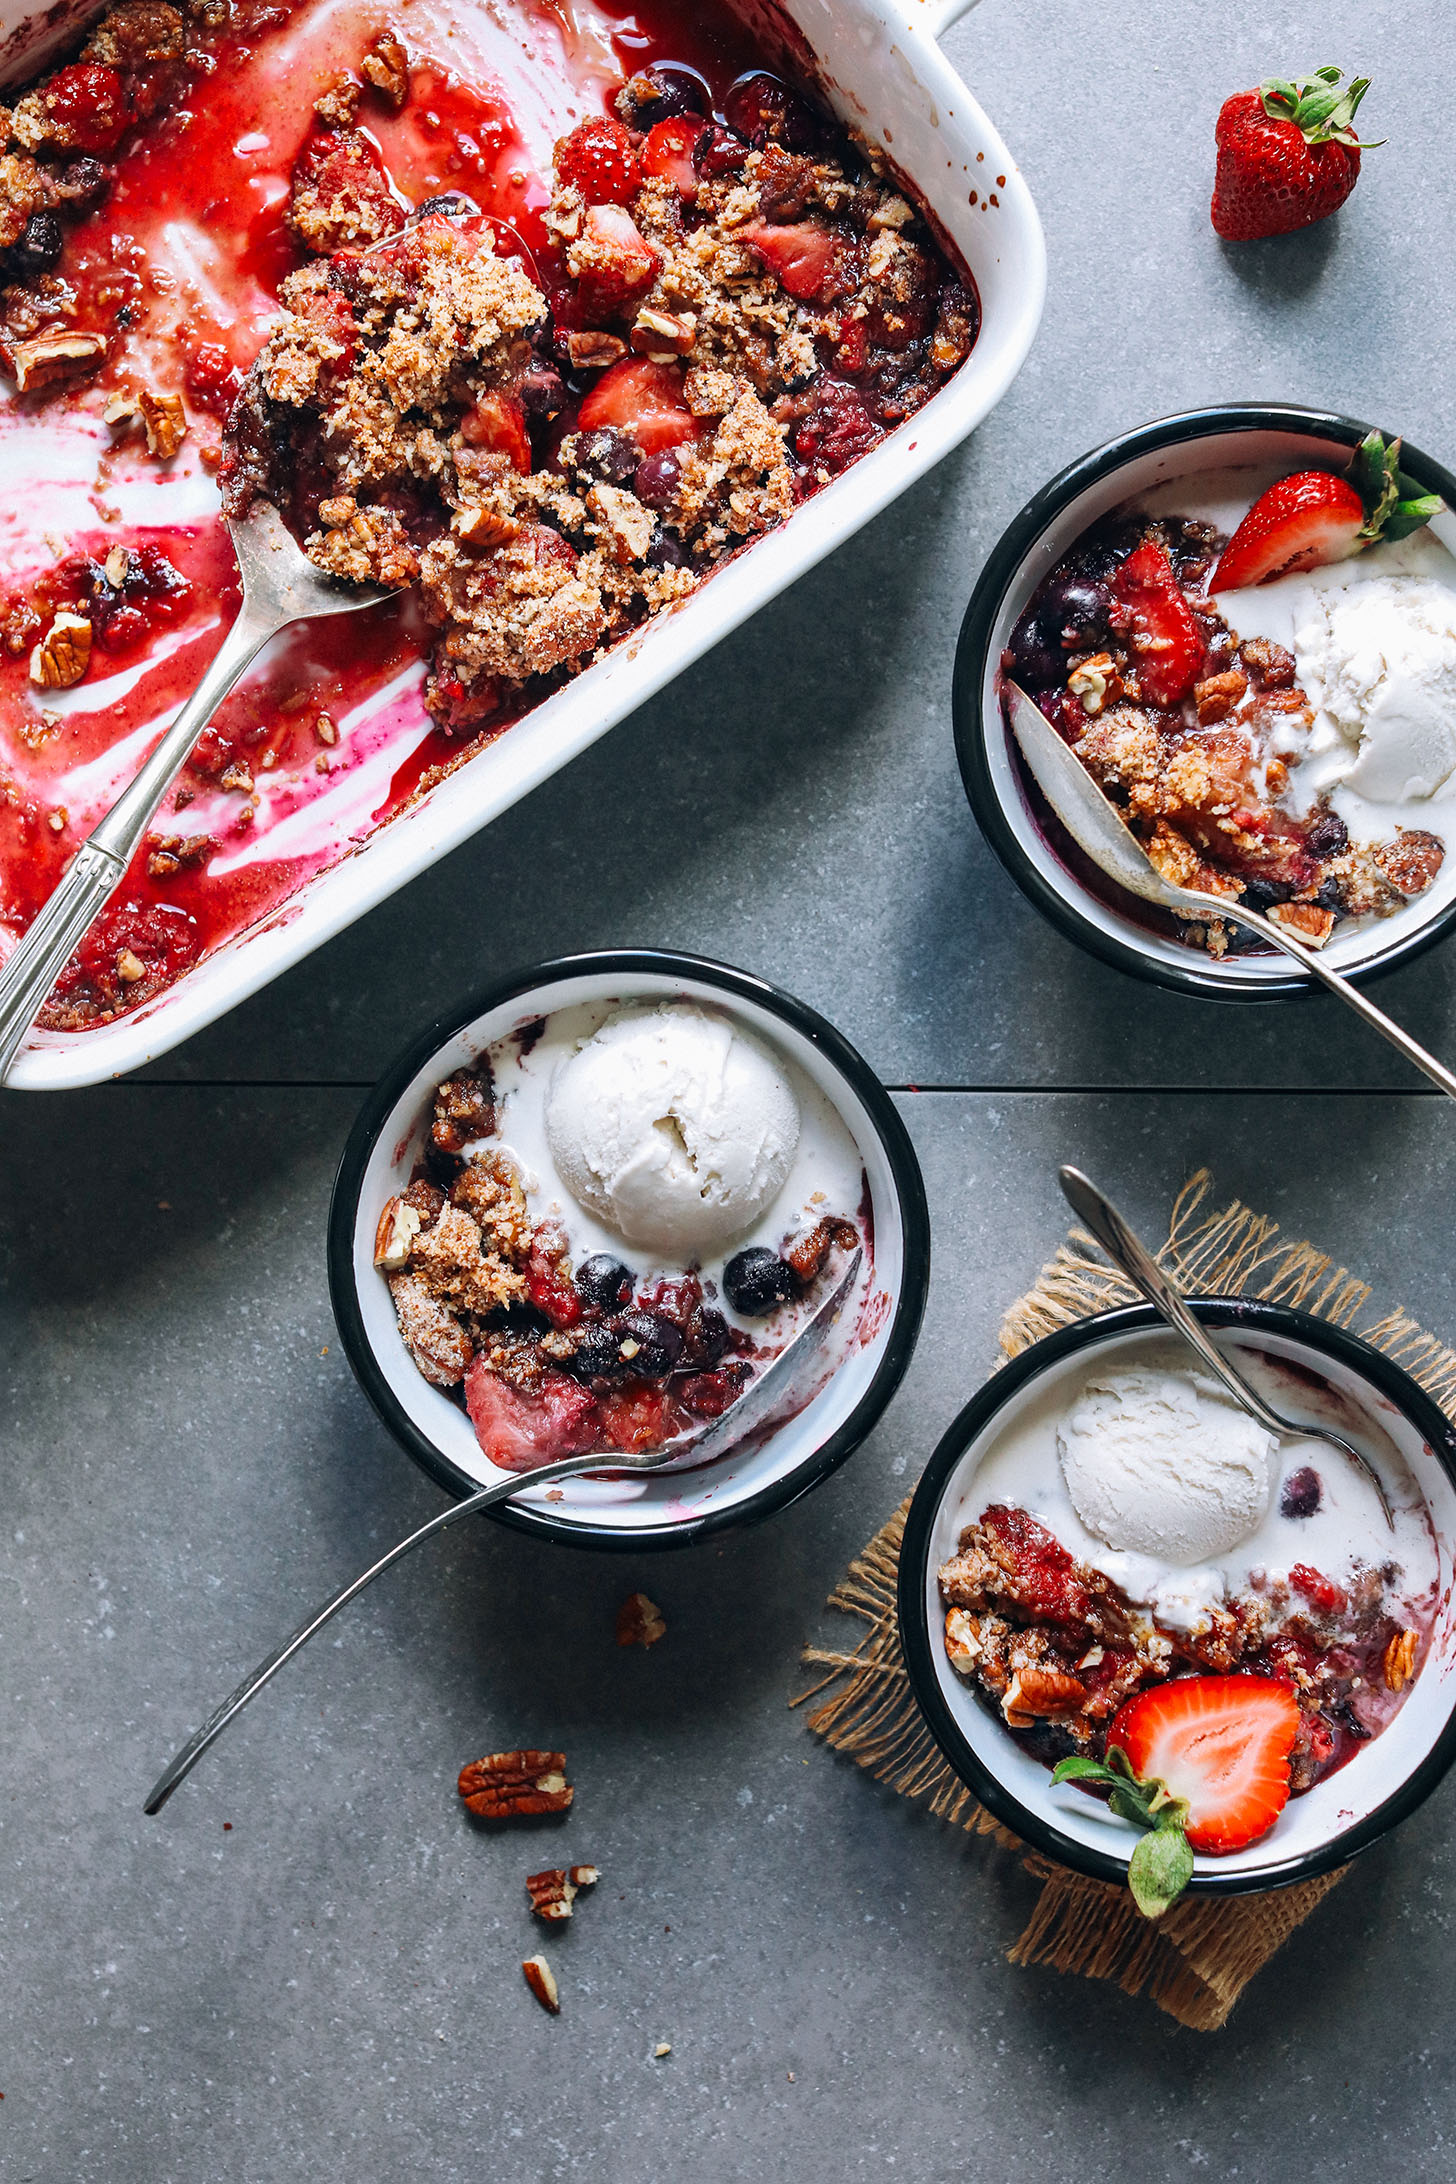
[5,1088,1456,2181]
[11,0,1456,2177]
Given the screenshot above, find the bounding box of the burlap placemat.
[794,1171,1456,2031]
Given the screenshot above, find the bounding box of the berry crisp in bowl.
[0,0,1043,1086]
[328,949,929,1548]
[953,404,1456,1000]
[898,1301,1456,1907]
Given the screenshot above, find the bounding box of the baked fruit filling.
[1006,514,1446,954]
[0,4,980,1028]
[222,82,979,738]
[940,1502,1424,1796]
[376,1057,861,1467]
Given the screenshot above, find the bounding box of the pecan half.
[1067,651,1120,716]
[374,1193,423,1270]
[565,329,626,370]
[1374,829,1444,898]
[1269,900,1335,947]
[526,1863,599,1921]
[458,1749,573,1818]
[455,504,523,550]
[783,1214,858,1286]
[1194,667,1248,725]
[615,1592,666,1648]
[630,305,696,360]
[1002,1666,1088,1727]
[521,1954,560,2014]
[586,481,653,564]
[29,610,91,689]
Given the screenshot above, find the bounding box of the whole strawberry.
[1212,66,1376,241]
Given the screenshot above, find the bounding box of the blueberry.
[416,190,480,219]
[576,426,638,486]
[1239,878,1292,911]
[646,530,688,570]
[614,1308,683,1377]
[1306,810,1350,859]
[722,70,826,154]
[55,158,111,212]
[617,63,709,127]
[683,1303,731,1366]
[723,1247,795,1317]
[519,361,565,422]
[12,210,62,277]
[1281,1466,1323,1519]
[1006,610,1060,690]
[562,1322,627,1382]
[1052,577,1110,644]
[576,1253,634,1312]
[634,449,682,508]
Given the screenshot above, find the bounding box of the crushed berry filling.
[1006,514,1447,956]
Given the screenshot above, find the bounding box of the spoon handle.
[141,1448,623,1817]
[1214,898,1456,1102]
[1057,1166,1289,1437]
[0,604,278,1081]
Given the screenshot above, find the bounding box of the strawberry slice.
[642,115,707,196]
[1210,471,1366,591]
[464,1359,601,1473]
[1109,1675,1299,1854]
[577,357,699,455]
[1110,541,1205,706]
[459,389,531,474]
[573,203,661,318]
[739,218,841,300]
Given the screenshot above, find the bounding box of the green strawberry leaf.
[1259,66,1381,149]
[1349,430,1443,545]
[1128,1820,1195,1921]
[1051,1746,1194,1920]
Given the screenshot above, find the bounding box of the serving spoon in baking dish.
[0,499,398,1080]
[1057,1164,1394,1527]
[143,1245,863,1814]
[1006,681,1456,1101]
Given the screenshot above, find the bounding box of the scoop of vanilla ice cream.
[1057,1370,1276,1564]
[1294,575,1456,803]
[545,1004,799,1256]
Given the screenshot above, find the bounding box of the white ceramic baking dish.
[2,0,1043,1087]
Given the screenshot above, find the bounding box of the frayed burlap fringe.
[796,1170,1456,2032]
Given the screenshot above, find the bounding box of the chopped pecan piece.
[138,389,187,458]
[458,1749,573,1819]
[11,329,106,391]
[373,1193,423,1270]
[116,948,146,984]
[29,610,91,689]
[454,505,523,549]
[3,599,43,656]
[521,1954,560,2014]
[1383,1627,1419,1692]
[565,329,627,370]
[1269,900,1335,947]
[1067,651,1120,716]
[361,28,410,110]
[616,1592,666,1648]
[1194,667,1248,724]
[1238,634,1297,689]
[526,1864,599,1921]
[783,1214,858,1286]
[1374,829,1444,898]
[586,481,653,563]
[944,1605,980,1675]
[1002,1666,1089,1727]
[630,305,696,359]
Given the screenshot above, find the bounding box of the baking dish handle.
[924,0,981,35]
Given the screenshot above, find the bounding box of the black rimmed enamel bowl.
[953,402,1456,1001]
[899,1300,1456,1896]
[329,950,929,1549]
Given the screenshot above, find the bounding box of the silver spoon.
[1007,681,1456,1101]
[144,1246,863,1813]
[0,500,398,1079]
[1057,1165,1393,1527]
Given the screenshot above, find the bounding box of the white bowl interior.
[980,425,1456,985]
[921,1320,1456,1882]
[350,968,908,1534]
